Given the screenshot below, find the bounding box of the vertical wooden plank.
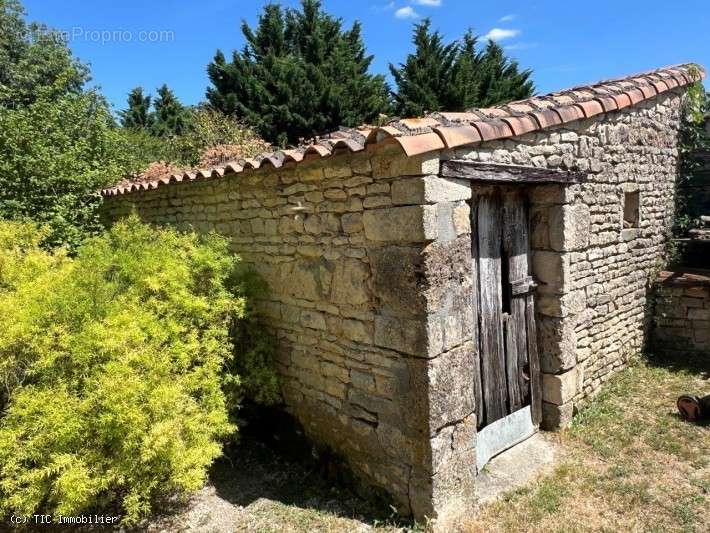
[477,193,508,425]
[503,312,520,411]
[503,193,530,410]
[526,293,542,425]
[470,199,485,428]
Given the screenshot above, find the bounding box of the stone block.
[363,205,437,243]
[688,308,710,320]
[330,259,370,306]
[282,260,330,301]
[342,319,372,343]
[532,251,571,292]
[426,343,476,433]
[549,203,591,252]
[529,184,576,205]
[542,366,582,405]
[541,401,574,430]
[371,153,440,179]
[341,212,363,234]
[538,317,578,373]
[391,176,471,205]
[300,310,326,330]
[369,246,426,317]
[374,315,428,356]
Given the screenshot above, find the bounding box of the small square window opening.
[623,191,640,229]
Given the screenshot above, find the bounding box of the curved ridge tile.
[575,100,604,119]
[395,132,445,156]
[433,125,482,148]
[501,115,538,137]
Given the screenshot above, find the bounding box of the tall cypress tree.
[151,84,188,137]
[473,41,535,107]
[206,0,390,146]
[389,20,458,117]
[119,87,153,130]
[390,22,535,116]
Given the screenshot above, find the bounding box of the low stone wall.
[651,271,710,357]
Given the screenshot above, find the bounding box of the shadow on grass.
[644,350,710,379]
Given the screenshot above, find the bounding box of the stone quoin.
[101,64,705,520]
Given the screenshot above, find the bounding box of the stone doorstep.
[474,432,559,506]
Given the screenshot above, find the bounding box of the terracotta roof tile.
[575,100,604,119]
[501,115,538,136]
[433,125,482,148]
[626,87,645,105]
[612,92,633,109]
[529,109,563,129]
[636,84,657,99]
[103,63,705,197]
[594,95,618,113]
[396,132,446,156]
[554,105,585,123]
[472,120,514,141]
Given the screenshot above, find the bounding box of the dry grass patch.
[460,356,709,533]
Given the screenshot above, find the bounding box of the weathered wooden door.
[471,188,542,469]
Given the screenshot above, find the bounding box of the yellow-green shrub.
[0,216,277,523]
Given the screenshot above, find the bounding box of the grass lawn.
[145,354,709,532]
[460,355,710,533]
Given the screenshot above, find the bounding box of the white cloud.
[482,28,520,41]
[411,0,442,6]
[395,6,419,19]
[499,14,515,22]
[373,1,395,12]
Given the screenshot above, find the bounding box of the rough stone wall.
[651,271,710,357]
[445,89,686,428]
[102,145,467,518]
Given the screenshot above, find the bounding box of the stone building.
[102,64,704,519]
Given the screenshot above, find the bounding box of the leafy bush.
[170,108,271,167]
[0,91,150,250]
[0,216,278,523]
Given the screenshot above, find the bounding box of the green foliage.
[0,91,150,250]
[673,76,710,266]
[169,107,271,167]
[0,0,89,109]
[389,20,458,117]
[151,84,190,138]
[677,80,710,231]
[206,0,390,145]
[119,86,153,130]
[390,20,534,116]
[0,1,156,250]
[0,217,278,523]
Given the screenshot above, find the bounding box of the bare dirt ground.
[140,416,414,533]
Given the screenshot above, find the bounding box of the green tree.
[120,86,153,130]
[390,20,535,116]
[389,19,458,117]
[0,0,89,109]
[206,0,390,145]
[473,40,535,107]
[151,84,189,137]
[0,91,148,249]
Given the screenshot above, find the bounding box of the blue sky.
[22,0,710,113]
